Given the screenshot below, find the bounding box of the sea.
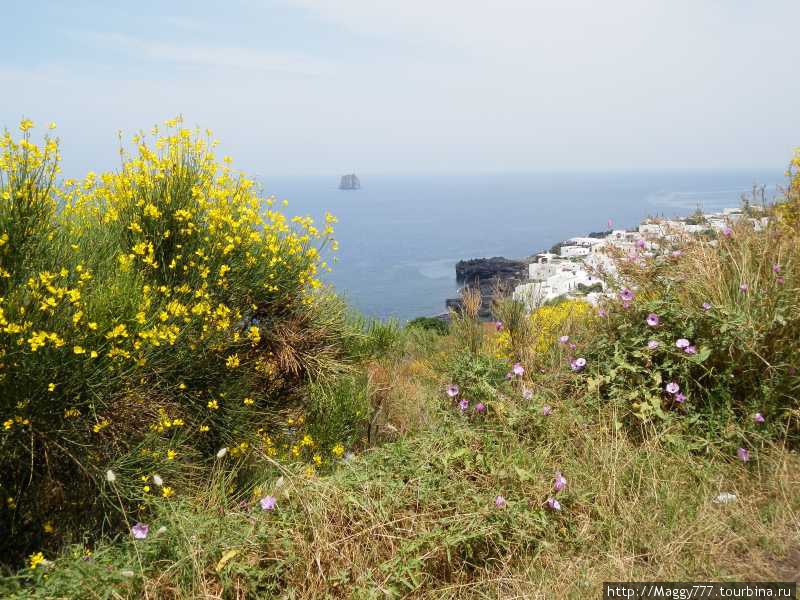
[260,170,782,321]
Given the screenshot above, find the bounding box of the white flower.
[216,447,228,458]
[152,474,163,487]
[105,469,116,483]
[713,492,737,504]
[156,526,167,535]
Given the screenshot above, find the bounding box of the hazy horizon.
[3,1,799,178]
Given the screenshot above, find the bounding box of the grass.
[2,336,798,598]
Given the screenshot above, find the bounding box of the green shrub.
[0,118,342,564]
[407,316,449,335]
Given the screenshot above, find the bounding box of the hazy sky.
[2,0,799,176]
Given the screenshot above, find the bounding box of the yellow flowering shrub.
[0,118,343,563]
[492,299,592,360]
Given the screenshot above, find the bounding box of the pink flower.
[684,345,697,355]
[131,523,149,539]
[446,384,459,398]
[559,335,569,344]
[647,340,660,350]
[665,382,680,394]
[671,250,682,258]
[458,398,469,412]
[646,313,659,327]
[568,343,577,350]
[754,412,765,424]
[723,226,733,237]
[554,471,567,492]
[675,338,690,349]
[777,276,785,284]
[674,393,686,403]
[739,283,749,293]
[542,404,552,416]
[512,363,525,376]
[260,495,277,511]
[494,495,507,509]
[598,308,607,318]
[474,402,486,414]
[522,388,533,401]
[737,447,750,463]
[619,288,634,302]
[702,302,712,311]
[546,497,561,511]
[495,321,504,332]
[773,264,781,274]
[570,357,586,372]
[636,239,646,249]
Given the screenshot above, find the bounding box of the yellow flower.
[162,486,174,498]
[225,354,240,369]
[3,419,13,430]
[73,345,85,354]
[313,454,322,465]
[143,485,151,493]
[243,397,254,406]
[331,443,345,457]
[166,450,177,460]
[207,399,219,410]
[43,522,54,534]
[29,552,45,569]
[199,425,210,432]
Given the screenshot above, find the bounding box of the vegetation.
[1,122,799,598]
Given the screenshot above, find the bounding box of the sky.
[2,0,799,177]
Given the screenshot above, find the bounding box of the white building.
[560,245,590,258]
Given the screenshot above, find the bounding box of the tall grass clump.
[0,118,346,565]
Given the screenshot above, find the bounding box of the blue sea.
[261,171,781,321]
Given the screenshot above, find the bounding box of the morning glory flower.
[684,345,697,355]
[446,384,460,398]
[737,447,750,463]
[474,402,486,414]
[723,226,733,237]
[542,404,552,416]
[646,313,660,327]
[546,497,561,511]
[512,363,525,376]
[675,338,690,349]
[495,495,507,509]
[665,382,680,395]
[495,321,504,331]
[636,239,646,249]
[647,340,660,350]
[739,283,749,293]
[554,471,567,492]
[702,302,712,311]
[570,358,586,372]
[674,393,686,403]
[773,264,781,273]
[260,495,277,511]
[458,398,469,412]
[619,288,634,302]
[754,412,765,423]
[131,523,149,539]
[559,335,570,344]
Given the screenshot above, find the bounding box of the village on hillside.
[512,206,769,310]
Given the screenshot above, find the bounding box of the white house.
[560,245,590,258]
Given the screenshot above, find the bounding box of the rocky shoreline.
[445,257,528,319]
